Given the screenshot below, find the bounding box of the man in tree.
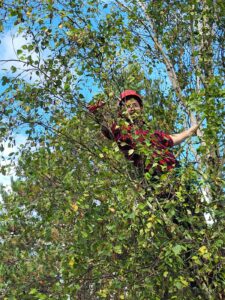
[88,90,199,176]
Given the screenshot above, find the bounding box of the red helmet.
[119,90,143,107]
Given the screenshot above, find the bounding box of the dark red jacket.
[88,103,177,173]
[111,123,176,173]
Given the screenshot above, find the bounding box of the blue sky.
[0,17,171,189]
[0,1,180,189]
[0,26,98,188]
[0,1,214,224]
[0,29,34,188]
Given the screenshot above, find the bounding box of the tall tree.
[0,0,224,299]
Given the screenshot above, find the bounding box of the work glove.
[87,100,105,113]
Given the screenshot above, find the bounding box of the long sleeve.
[87,100,105,113]
[87,101,114,140]
[152,130,174,148]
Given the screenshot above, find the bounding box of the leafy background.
[0,0,224,299]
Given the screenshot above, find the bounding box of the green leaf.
[114,245,122,254]
[11,66,17,73]
[29,288,37,295]
[172,245,184,256]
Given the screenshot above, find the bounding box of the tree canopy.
[0,0,224,299]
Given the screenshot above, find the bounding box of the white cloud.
[204,213,214,225]
[1,134,27,158]
[0,29,39,81]
[1,31,26,59]
[0,134,27,190]
[0,174,12,190]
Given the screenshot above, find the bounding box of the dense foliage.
[0,0,224,299]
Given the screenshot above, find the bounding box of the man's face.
[121,98,142,120]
